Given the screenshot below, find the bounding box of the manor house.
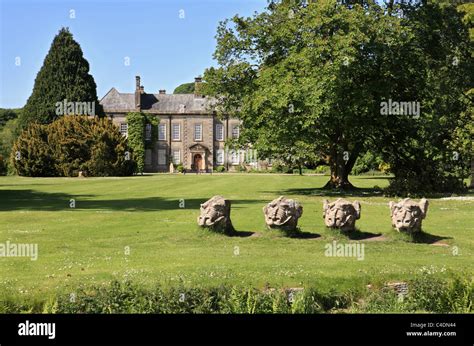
[100,76,244,172]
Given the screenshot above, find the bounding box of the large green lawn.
[0,174,472,298]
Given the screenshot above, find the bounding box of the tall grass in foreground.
[0,273,472,314]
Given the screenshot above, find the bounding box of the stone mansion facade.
[100,76,246,172]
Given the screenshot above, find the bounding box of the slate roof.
[100,88,213,114]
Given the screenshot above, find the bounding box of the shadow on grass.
[0,189,267,212]
[288,231,321,239]
[229,230,255,238]
[275,228,321,239]
[343,229,382,240]
[355,176,393,180]
[270,187,384,198]
[404,231,452,244]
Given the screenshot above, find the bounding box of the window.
[145,149,152,165]
[215,124,224,141]
[172,150,181,164]
[120,123,128,136]
[215,149,224,165]
[230,150,240,165]
[145,124,152,141]
[194,123,202,141]
[172,123,181,141]
[158,124,166,141]
[232,125,239,139]
[158,149,166,165]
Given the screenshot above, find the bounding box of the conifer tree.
[20,27,103,127]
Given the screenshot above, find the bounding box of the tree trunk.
[323,147,359,190]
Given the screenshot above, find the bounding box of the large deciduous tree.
[205,0,472,192]
[379,1,473,195]
[20,27,103,127]
[204,0,411,188]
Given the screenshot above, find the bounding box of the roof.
[100,88,214,114]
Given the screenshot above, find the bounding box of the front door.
[193,154,202,171]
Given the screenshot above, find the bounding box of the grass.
[0,174,473,303]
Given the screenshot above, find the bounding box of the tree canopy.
[204,0,473,192]
[20,27,103,127]
[173,82,195,94]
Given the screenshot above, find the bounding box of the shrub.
[384,166,467,197]
[271,160,292,173]
[215,165,226,173]
[47,116,95,176]
[11,116,135,177]
[11,123,56,177]
[86,118,136,176]
[0,155,6,176]
[314,165,330,174]
[352,151,384,175]
[176,164,184,173]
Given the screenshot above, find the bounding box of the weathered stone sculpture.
[197,196,234,234]
[389,198,428,233]
[263,196,303,232]
[323,198,361,232]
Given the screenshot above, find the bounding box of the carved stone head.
[198,196,234,234]
[389,198,428,233]
[323,198,361,232]
[263,196,303,232]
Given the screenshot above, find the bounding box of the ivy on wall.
[144,115,158,150]
[126,112,159,174]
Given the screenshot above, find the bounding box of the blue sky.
[0,0,267,108]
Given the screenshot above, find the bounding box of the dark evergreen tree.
[20,27,103,127]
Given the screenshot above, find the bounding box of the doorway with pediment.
[189,144,208,172]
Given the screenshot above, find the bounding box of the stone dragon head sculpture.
[323,198,361,232]
[388,198,428,233]
[197,196,234,234]
[263,196,303,232]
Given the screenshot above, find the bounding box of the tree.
[204,0,409,188]
[457,2,474,187]
[379,1,473,195]
[0,118,21,175]
[0,108,20,128]
[19,28,103,127]
[173,82,195,94]
[205,0,472,192]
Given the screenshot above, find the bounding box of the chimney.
[135,76,141,91]
[135,76,141,110]
[140,86,144,94]
[159,89,166,94]
[194,76,202,97]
